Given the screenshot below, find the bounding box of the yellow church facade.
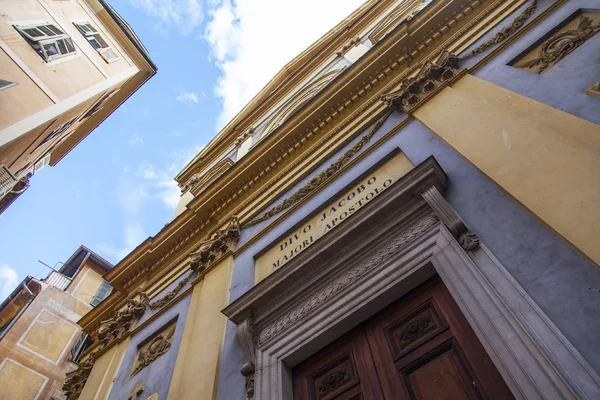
[67,1,600,399]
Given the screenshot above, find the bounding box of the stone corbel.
[421,186,480,251]
[237,318,256,399]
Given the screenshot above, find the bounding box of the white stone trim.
[0,357,50,400]
[224,159,600,400]
[251,223,600,399]
[0,37,60,103]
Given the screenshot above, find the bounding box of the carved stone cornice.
[180,158,235,193]
[518,14,600,74]
[258,214,439,345]
[97,294,148,349]
[381,51,461,113]
[65,217,241,399]
[335,36,361,57]
[243,110,392,227]
[234,128,254,147]
[103,0,522,303]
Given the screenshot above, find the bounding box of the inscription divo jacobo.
[255,153,413,282]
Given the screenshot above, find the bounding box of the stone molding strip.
[258,214,439,345]
[243,109,393,228]
[459,0,537,61]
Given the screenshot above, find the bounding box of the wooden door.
[292,325,385,399]
[292,277,514,400]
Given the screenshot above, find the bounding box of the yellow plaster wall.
[79,339,130,400]
[72,267,104,304]
[20,310,77,363]
[413,74,600,267]
[0,48,54,130]
[167,256,234,400]
[0,359,46,400]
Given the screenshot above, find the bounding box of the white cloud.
[97,222,147,262]
[102,145,204,263]
[203,0,365,128]
[0,264,19,301]
[129,135,144,147]
[176,92,200,104]
[129,0,203,35]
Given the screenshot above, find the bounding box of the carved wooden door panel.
[292,277,514,400]
[292,325,385,400]
[365,277,514,400]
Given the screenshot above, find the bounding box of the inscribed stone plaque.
[255,153,413,282]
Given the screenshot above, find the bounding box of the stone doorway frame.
[223,155,600,400]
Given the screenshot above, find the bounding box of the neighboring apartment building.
[0,246,113,400]
[0,0,156,214]
[68,1,600,400]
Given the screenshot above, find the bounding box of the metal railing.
[45,271,72,290]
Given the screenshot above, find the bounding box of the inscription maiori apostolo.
[255,153,413,282]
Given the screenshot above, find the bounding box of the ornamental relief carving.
[130,321,176,376]
[63,353,96,400]
[511,11,600,74]
[258,215,440,345]
[381,51,461,113]
[243,110,392,227]
[63,216,241,399]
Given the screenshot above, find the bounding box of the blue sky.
[0,0,365,300]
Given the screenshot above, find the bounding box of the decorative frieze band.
[257,214,439,345]
[459,0,537,61]
[243,110,393,228]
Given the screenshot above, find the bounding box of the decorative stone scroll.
[63,216,241,399]
[514,13,600,74]
[237,319,257,399]
[243,110,393,228]
[421,186,479,252]
[63,353,96,400]
[97,295,148,349]
[381,51,460,113]
[189,216,240,271]
[459,0,537,61]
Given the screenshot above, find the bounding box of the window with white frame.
[14,23,76,62]
[73,22,119,63]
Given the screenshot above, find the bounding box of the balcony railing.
[45,271,72,291]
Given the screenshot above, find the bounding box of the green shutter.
[90,280,111,307]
